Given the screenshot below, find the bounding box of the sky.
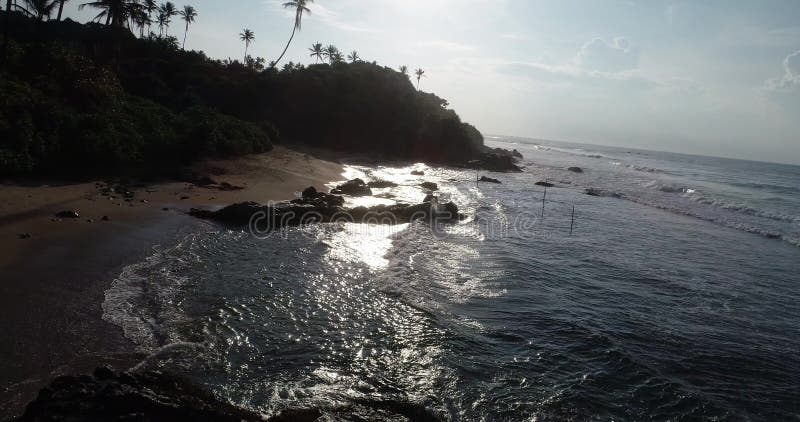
[60,0,800,165]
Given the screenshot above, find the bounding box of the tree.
[399,65,408,77]
[143,0,156,34]
[239,28,254,62]
[347,50,359,63]
[308,42,323,63]
[130,6,150,37]
[178,4,196,49]
[415,68,425,90]
[270,0,312,69]
[156,11,167,36]
[55,0,71,21]
[157,1,176,35]
[22,0,58,20]
[79,0,132,26]
[323,44,339,65]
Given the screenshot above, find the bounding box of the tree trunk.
[270,23,296,69]
[2,0,12,67]
[56,0,65,21]
[244,43,248,62]
[182,22,188,49]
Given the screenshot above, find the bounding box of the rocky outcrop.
[478,176,501,184]
[190,187,463,229]
[467,149,523,172]
[419,182,438,191]
[15,368,263,421]
[330,178,372,196]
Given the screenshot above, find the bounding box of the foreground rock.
[330,178,372,196]
[568,166,583,173]
[191,186,463,229]
[466,149,523,172]
[478,176,501,184]
[15,368,263,421]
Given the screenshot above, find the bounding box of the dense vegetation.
[0,11,485,177]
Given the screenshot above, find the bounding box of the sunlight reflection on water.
[323,223,410,270]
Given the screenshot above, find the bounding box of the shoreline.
[0,146,344,419]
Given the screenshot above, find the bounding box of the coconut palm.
[79,0,131,26]
[22,0,58,20]
[156,11,168,36]
[323,44,339,64]
[270,0,312,69]
[130,6,150,37]
[239,28,254,62]
[55,0,71,20]
[346,50,359,63]
[142,0,156,34]
[157,1,176,34]
[399,65,408,76]
[308,42,323,63]
[415,68,425,90]
[178,4,196,49]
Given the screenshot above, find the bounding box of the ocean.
[103,137,800,420]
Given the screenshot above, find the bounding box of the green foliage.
[0,10,482,176]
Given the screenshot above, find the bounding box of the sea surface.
[104,137,800,421]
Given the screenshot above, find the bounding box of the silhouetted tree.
[156,10,167,36]
[22,0,57,20]
[55,0,70,20]
[399,65,408,77]
[308,42,323,63]
[270,0,312,69]
[239,28,254,62]
[178,4,195,49]
[415,68,425,90]
[131,6,150,36]
[157,1,176,34]
[79,0,132,26]
[347,50,359,63]
[143,0,156,33]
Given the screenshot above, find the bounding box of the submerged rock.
[15,368,263,421]
[330,178,372,196]
[535,181,554,187]
[367,180,398,188]
[478,176,501,184]
[411,170,425,176]
[55,210,80,219]
[419,181,438,191]
[567,166,583,173]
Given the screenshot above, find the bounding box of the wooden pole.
[570,204,575,235]
[541,179,547,220]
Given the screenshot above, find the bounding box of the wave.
[683,192,799,224]
[627,164,664,173]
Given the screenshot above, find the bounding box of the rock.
[16,369,263,421]
[479,176,501,184]
[180,195,190,200]
[290,191,345,208]
[140,199,148,203]
[18,233,31,239]
[101,216,110,221]
[330,178,372,196]
[419,181,438,191]
[218,182,243,191]
[162,207,170,211]
[423,194,436,203]
[535,181,554,187]
[55,210,80,219]
[86,219,94,223]
[568,166,583,173]
[411,170,425,176]
[301,186,318,198]
[466,151,523,172]
[367,180,398,188]
[512,149,523,159]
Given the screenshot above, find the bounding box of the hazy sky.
[62,0,800,164]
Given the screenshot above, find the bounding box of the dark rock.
[162,207,170,211]
[568,166,583,173]
[18,233,31,239]
[419,181,438,191]
[16,369,263,421]
[512,149,523,159]
[411,170,425,176]
[330,178,372,196]
[140,199,148,203]
[535,181,554,187]
[86,219,94,223]
[423,194,436,203]
[478,176,501,184]
[301,186,318,198]
[466,151,523,172]
[101,216,110,221]
[180,195,190,200]
[218,182,244,191]
[367,180,398,188]
[55,210,80,219]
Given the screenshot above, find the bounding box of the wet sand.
[0,146,343,418]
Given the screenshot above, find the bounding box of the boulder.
[419,181,438,191]
[568,167,583,173]
[478,176,501,184]
[302,186,318,198]
[411,170,425,176]
[512,149,523,159]
[330,178,372,196]
[55,210,80,219]
[466,152,523,172]
[367,180,398,188]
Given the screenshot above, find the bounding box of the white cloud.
[575,37,639,73]
[419,40,475,53]
[766,50,800,92]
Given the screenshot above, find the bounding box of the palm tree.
[415,68,425,90]
[55,0,71,20]
[347,50,359,63]
[239,28,254,62]
[178,4,196,49]
[22,0,58,20]
[156,11,168,36]
[270,0,312,69]
[158,1,176,35]
[143,0,156,34]
[308,42,323,63]
[323,44,339,65]
[399,65,408,77]
[79,0,130,26]
[130,6,150,37]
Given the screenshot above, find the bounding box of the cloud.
[575,37,639,73]
[272,2,375,33]
[766,50,800,92]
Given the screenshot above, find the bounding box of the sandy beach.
[0,146,343,418]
